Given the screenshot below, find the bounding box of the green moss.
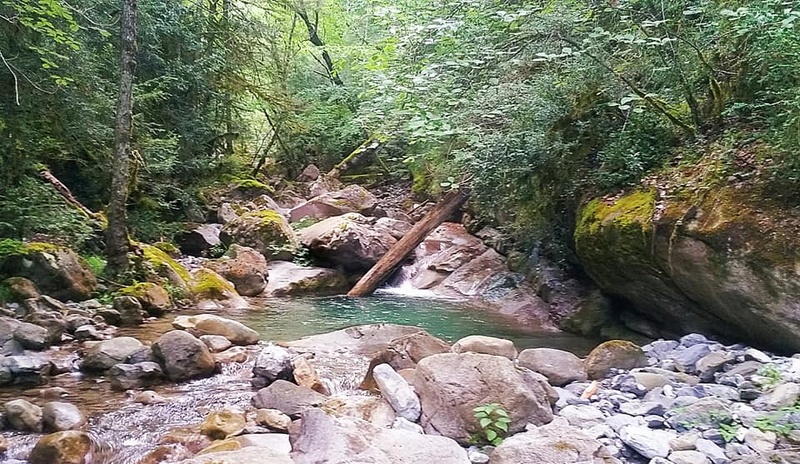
[248,209,283,225]
[190,268,235,298]
[118,282,156,298]
[22,242,64,254]
[141,244,191,283]
[0,239,25,259]
[153,241,180,256]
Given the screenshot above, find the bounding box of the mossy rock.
[0,242,97,302]
[152,241,181,258]
[131,244,191,290]
[189,268,248,310]
[583,340,647,380]
[220,209,298,261]
[117,282,172,315]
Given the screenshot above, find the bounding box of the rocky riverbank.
[2,315,799,464]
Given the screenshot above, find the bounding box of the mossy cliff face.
[575,188,800,352]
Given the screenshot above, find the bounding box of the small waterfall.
[378,247,444,298]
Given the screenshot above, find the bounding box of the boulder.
[2,276,40,301]
[251,379,327,418]
[289,408,470,464]
[451,335,517,360]
[373,363,421,421]
[176,223,222,257]
[82,337,143,372]
[28,431,92,464]
[220,209,298,260]
[252,344,293,385]
[264,261,348,297]
[113,295,144,326]
[189,268,249,310]
[152,330,216,381]
[292,356,328,395]
[299,213,396,272]
[752,382,800,411]
[491,422,621,464]
[214,346,248,364]
[178,446,293,464]
[42,402,85,431]
[414,352,554,444]
[20,296,68,343]
[200,410,246,440]
[0,243,97,301]
[574,188,800,352]
[321,396,397,428]
[116,282,171,315]
[108,362,164,390]
[289,184,377,222]
[584,340,647,380]
[200,335,232,353]
[517,348,588,386]
[5,398,43,431]
[172,314,259,346]
[13,321,51,350]
[205,245,268,296]
[1,355,52,385]
[298,164,321,182]
[132,244,191,290]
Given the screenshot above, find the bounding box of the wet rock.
[95,308,122,325]
[251,379,327,418]
[252,344,293,386]
[220,209,298,261]
[0,434,6,453]
[214,346,248,364]
[126,346,156,364]
[108,362,164,390]
[42,402,85,431]
[584,340,647,380]
[82,337,143,372]
[172,314,259,346]
[189,268,249,310]
[264,261,348,297]
[176,223,222,257]
[517,348,588,386]
[132,390,168,405]
[200,335,232,353]
[205,245,268,296]
[65,314,94,333]
[0,243,97,301]
[200,410,246,440]
[291,356,328,395]
[491,422,621,464]
[152,330,216,381]
[1,355,51,385]
[28,430,92,464]
[619,426,675,459]
[113,296,144,326]
[117,282,171,315]
[289,408,470,464]
[373,363,420,421]
[73,325,102,341]
[289,184,377,223]
[255,408,291,431]
[299,213,396,272]
[451,335,517,360]
[21,297,68,343]
[5,398,43,432]
[414,352,554,444]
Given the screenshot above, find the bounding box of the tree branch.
[0,51,20,105]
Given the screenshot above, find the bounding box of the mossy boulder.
[132,244,191,291]
[289,184,377,223]
[2,277,41,302]
[117,282,171,315]
[205,245,268,296]
[0,242,97,301]
[220,209,298,261]
[189,268,249,310]
[583,340,647,380]
[574,186,800,352]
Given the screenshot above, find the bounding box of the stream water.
[0,293,598,463]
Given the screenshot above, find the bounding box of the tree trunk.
[295,8,343,86]
[106,0,137,276]
[347,189,469,297]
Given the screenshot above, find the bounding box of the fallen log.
[347,188,469,297]
[38,167,101,220]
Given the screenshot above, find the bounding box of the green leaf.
[496,421,509,432]
[479,418,492,428]
[486,429,497,441]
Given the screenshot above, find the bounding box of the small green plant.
[83,255,107,276]
[719,422,741,443]
[0,238,25,259]
[757,364,783,389]
[754,404,800,437]
[291,216,320,231]
[292,246,314,267]
[208,243,227,259]
[473,403,511,446]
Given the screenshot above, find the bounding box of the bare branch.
[0,51,20,105]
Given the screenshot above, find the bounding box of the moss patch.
[141,244,191,283]
[190,268,236,299]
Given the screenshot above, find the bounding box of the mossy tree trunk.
[106,0,138,276]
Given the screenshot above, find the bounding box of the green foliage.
[754,404,800,437]
[757,364,784,390]
[292,245,314,267]
[0,239,25,259]
[208,243,227,259]
[472,403,511,446]
[83,255,106,277]
[718,422,741,443]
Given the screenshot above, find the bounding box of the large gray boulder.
[251,379,327,418]
[289,408,470,464]
[517,348,588,386]
[108,362,164,391]
[172,314,259,346]
[414,352,554,444]
[289,184,377,222]
[81,337,143,372]
[299,213,396,272]
[42,402,85,431]
[0,243,97,301]
[264,261,348,297]
[492,422,621,464]
[152,330,216,381]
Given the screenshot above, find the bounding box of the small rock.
[251,379,326,418]
[5,398,44,432]
[619,426,674,459]
[108,362,164,390]
[559,404,605,426]
[292,356,328,395]
[214,346,248,364]
[451,335,517,360]
[200,335,233,353]
[152,330,216,382]
[42,402,85,431]
[584,340,647,380]
[252,344,293,385]
[255,408,291,431]
[752,383,800,411]
[132,390,168,405]
[113,295,144,326]
[82,337,143,372]
[674,344,712,374]
[372,364,420,422]
[670,432,700,451]
[680,334,710,347]
[743,427,776,453]
[200,410,246,440]
[669,450,711,464]
[467,446,490,464]
[392,417,423,434]
[694,438,727,464]
[618,401,665,417]
[516,348,587,386]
